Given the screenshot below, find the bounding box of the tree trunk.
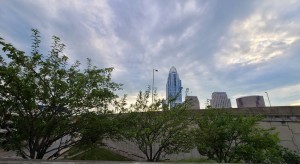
[36,151,45,159]
[29,149,36,159]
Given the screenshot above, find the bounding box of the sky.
[1,0,300,108]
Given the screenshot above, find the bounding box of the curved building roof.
[237,95,262,99]
[169,66,177,73]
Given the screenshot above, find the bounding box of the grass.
[65,146,215,162]
[172,158,215,163]
[65,146,131,161]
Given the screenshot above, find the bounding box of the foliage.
[119,88,195,162]
[278,146,300,164]
[0,29,121,159]
[195,109,281,163]
[77,110,124,147]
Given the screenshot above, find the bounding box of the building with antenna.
[185,88,200,110]
[166,66,182,108]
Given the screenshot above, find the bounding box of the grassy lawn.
[65,146,215,162]
[172,158,215,163]
[65,146,131,161]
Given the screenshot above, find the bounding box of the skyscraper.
[166,66,182,108]
[210,92,232,108]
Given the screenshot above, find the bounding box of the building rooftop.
[169,66,177,73]
[237,95,263,98]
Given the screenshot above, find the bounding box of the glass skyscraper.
[166,66,182,108]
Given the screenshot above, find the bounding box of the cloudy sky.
[1,0,300,108]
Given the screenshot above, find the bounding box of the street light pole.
[152,69,158,104]
[265,92,271,107]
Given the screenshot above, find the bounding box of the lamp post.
[152,69,158,104]
[265,92,271,107]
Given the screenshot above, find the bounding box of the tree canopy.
[195,109,281,163]
[118,88,194,162]
[0,29,121,159]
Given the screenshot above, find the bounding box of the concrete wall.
[103,139,200,161]
[104,106,300,161]
[255,106,300,153]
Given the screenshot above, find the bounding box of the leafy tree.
[278,146,300,164]
[78,109,125,147]
[195,109,281,163]
[119,88,194,162]
[0,29,121,159]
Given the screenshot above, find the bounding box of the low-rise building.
[185,96,200,110]
[236,95,266,108]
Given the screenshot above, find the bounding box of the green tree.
[0,29,121,159]
[119,88,194,162]
[278,146,300,164]
[195,109,281,163]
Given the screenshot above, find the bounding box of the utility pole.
[265,92,271,107]
[152,69,158,104]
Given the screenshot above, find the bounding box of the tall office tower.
[236,95,266,108]
[166,66,182,108]
[210,92,232,108]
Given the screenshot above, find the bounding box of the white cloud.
[290,100,300,106]
[268,83,300,106]
[1,0,300,110]
[174,0,208,18]
[216,11,300,67]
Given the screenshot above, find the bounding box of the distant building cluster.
[163,66,268,109]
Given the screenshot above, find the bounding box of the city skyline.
[1,0,300,108]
